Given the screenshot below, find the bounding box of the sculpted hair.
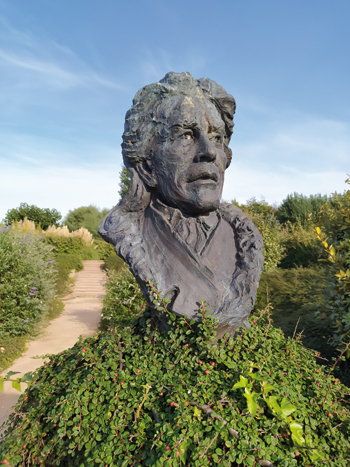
[122,71,236,168]
[115,72,236,213]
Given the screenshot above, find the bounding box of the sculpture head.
[121,72,236,214]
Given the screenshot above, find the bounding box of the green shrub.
[0,227,57,338]
[64,205,110,238]
[1,300,349,466]
[276,193,328,228]
[44,233,115,261]
[100,265,146,330]
[4,203,62,230]
[315,178,350,345]
[279,221,321,269]
[103,254,125,272]
[44,235,87,257]
[80,245,101,260]
[54,254,84,274]
[93,238,116,261]
[234,200,285,271]
[54,254,84,296]
[0,336,27,373]
[248,211,285,271]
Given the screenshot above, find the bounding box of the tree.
[4,203,61,230]
[245,197,276,217]
[315,178,350,346]
[119,166,132,198]
[232,199,284,270]
[64,205,110,238]
[276,192,328,227]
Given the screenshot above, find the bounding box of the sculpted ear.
[135,158,158,188]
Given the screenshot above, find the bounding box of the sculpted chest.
[140,205,237,321]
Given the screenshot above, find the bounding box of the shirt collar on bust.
[151,196,220,255]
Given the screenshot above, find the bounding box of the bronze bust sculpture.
[99,72,264,338]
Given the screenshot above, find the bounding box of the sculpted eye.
[209,133,223,144]
[181,132,193,140]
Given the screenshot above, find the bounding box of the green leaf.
[193,406,201,418]
[267,396,281,414]
[5,371,20,378]
[21,372,33,382]
[179,440,189,463]
[12,380,22,392]
[280,398,297,419]
[261,382,275,394]
[243,388,258,416]
[232,375,248,390]
[0,379,3,392]
[289,421,305,445]
[309,449,325,462]
[249,373,263,381]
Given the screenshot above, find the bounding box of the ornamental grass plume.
[44,225,94,246]
[11,217,36,233]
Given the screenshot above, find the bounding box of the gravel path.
[0,260,106,426]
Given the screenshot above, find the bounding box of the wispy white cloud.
[0,16,123,91]
[236,116,350,168]
[0,131,120,169]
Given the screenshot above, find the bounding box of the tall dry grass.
[11,218,94,246]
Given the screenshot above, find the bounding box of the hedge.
[0,290,349,466]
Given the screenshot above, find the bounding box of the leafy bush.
[1,298,349,466]
[248,211,285,271]
[100,265,146,330]
[64,206,110,238]
[103,254,125,272]
[93,238,116,261]
[279,222,321,269]
[276,193,328,228]
[233,199,285,271]
[54,254,84,274]
[44,226,115,260]
[315,179,350,345]
[0,336,27,373]
[0,227,57,338]
[44,235,87,257]
[54,254,84,296]
[4,203,62,230]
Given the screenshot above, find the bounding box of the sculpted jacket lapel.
[141,200,238,318]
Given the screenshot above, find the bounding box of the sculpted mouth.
[189,172,218,183]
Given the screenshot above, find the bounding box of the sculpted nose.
[194,134,217,163]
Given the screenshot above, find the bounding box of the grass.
[0,337,27,374]
[254,265,350,385]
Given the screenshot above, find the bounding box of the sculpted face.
[147,95,227,215]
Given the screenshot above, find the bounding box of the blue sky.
[0,0,349,221]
